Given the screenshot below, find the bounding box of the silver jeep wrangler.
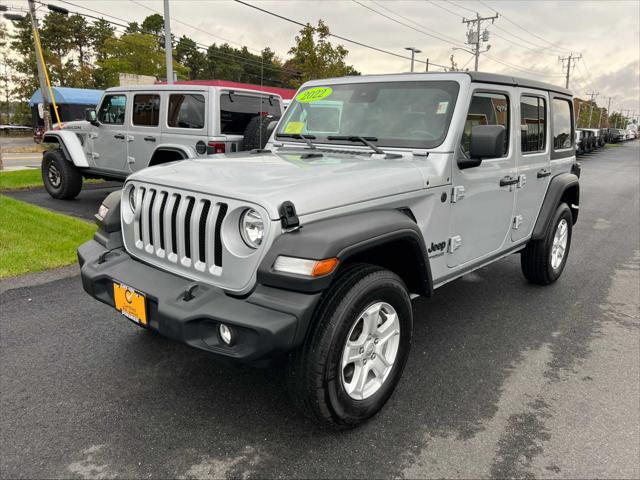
[42,84,283,199]
[78,72,580,428]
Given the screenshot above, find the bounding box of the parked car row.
[574,125,637,155]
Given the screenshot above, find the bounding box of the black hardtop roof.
[465,71,572,96]
[317,71,573,97]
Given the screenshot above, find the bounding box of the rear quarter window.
[552,98,573,150]
[219,93,281,135]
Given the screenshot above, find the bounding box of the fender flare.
[257,209,433,295]
[42,130,89,167]
[531,172,580,240]
[150,144,195,164]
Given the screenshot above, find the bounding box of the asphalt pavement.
[3,182,122,222]
[1,142,638,479]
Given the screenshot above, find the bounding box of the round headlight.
[240,209,264,249]
[128,187,136,213]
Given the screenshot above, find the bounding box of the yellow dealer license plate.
[113,282,147,326]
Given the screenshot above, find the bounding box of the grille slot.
[132,186,228,273]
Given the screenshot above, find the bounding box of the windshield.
[276,81,459,149]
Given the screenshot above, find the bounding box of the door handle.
[537,169,551,178]
[144,136,156,142]
[114,133,125,139]
[499,176,519,187]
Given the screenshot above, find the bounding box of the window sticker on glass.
[436,101,449,115]
[284,121,305,134]
[296,87,333,103]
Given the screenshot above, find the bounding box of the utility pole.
[163,0,174,84]
[586,91,598,128]
[558,53,581,89]
[27,0,51,131]
[425,58,429,72]
[605,96,613,127]
[462,12,498,72]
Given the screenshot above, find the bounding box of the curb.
[0,264,80,294]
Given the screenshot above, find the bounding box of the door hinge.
[88,133,98,139]
[512,215,524,230]
[90,152,99,159]
[127,156,135,164]
[517,174,527,188]
[448,235,463,252]
[451,186,466,203]
[125,134,134,142]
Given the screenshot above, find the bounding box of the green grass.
[0,169,43,190]
[0,168,104,190]
[0,195,96,278]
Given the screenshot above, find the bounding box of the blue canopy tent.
[29,87,103,127]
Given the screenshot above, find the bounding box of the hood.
[129,151,426,219]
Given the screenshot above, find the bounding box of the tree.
[176,35,205,80]
[97,32,187,86]
[0,22,10,122]
[141,14,164,36]
[285,20,359,87]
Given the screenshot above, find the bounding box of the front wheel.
[42,148,83,199]
[521,203,573,285]
[286,264,413,429]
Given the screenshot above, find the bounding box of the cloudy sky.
[11,0,640,113]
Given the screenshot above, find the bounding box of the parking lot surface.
[1,142,638,479]
[3,182,121,222]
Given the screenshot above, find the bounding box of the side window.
[520,95,546,153]
[462,92,509,157]
[132,94,160,127]
[168,94,205,129]
[552,98,572,150]
[97,94,126,125]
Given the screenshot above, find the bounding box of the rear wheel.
[42,148,82,199]
[521,203,573,285]
[286,264,413,429]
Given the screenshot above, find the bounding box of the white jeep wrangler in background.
[41,84,283,199]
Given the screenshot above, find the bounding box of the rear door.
[127,92,162,172]
[162,91,208,156]
[512,91,550,242]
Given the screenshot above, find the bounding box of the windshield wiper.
[327,135,385,155]
[276,133,317,149]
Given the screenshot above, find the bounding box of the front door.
[127,92,162,172]
[90,93,128,173]
[512,92,550,242]
[447,90,516,268]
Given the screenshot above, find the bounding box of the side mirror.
[459,124,506,169]
[85,109,98,126]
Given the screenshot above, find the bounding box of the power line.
[444,0,481,16]
[479,0,576,54]
[233,0,433,68]
[44,1,302,81]
[484,54,565,79]
[128,0,262,54]
[365,0,464,47]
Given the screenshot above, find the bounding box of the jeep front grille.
[132,186,228,274]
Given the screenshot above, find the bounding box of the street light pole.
[163,0,174,84]
[404,47,421,73]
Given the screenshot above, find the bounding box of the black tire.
[241,115,279,151]
[286,264,413,429]
[521,203,573,285]
[42,148,83,199]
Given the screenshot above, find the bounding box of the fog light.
[219,323,233,345]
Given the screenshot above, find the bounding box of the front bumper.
[78,239,321,363]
